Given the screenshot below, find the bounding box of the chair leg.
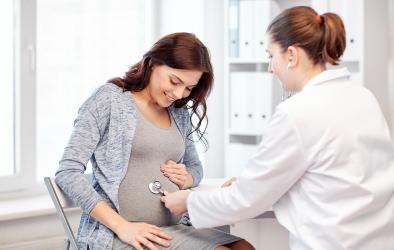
[63,238,70,250]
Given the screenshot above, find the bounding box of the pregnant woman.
[55,33,254,250]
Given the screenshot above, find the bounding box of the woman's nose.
[173,87,183,100]
[268,62,273,73]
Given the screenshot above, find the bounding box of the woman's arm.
[161,107,204,189]
[89,201,172,250]
[57,91,173,250]
[55,99,103,213]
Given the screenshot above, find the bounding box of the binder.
[254,0,270,59]
[255,73,273,132]
[343,0,362,60]
[244,73,257,131]
[239,0,254,58]
[253,1,281,59]
[229,0,239,57]
[329,0,345,18]
[226,143,258,178]
[230,72,247,131]
[311,0,329,14]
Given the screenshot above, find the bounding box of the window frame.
[0,0,39,194]
[0,0,152,195]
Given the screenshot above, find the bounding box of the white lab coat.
[187,68,394,250]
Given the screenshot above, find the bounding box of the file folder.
[255,73,273,132]
[245,73,257,131]
[311,0,329,14]
[254,0,270,59]
[239,0,255,58]
[329,0,345,19]
[229,0,239,57]
[343,0,362,60]
[230,72,247,131]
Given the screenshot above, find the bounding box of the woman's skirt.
[112,224,243,250]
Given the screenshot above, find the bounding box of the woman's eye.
[186,88,192,91]
[170,80,178,86]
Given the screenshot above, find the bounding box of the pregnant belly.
[118,168,182,227]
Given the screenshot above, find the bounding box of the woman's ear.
[287,46,299,68]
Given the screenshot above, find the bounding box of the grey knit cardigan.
[55,83,203,250]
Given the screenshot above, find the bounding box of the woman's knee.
[223,239,255,250]
[214,246,231,250]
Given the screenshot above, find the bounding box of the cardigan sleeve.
[182,107,204,188]
[55,96,103,214]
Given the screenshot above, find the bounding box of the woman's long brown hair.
[108,32,213,151]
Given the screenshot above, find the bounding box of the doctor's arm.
[163,107,307,228]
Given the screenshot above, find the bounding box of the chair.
[44,174,92,250]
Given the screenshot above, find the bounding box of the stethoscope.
[149,180,164,195]
[282,56,293,102]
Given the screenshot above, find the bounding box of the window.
[0,1,15,178]
[0,0,146,193]
[36,0,146,181]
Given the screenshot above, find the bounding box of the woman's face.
[148,64,203,108]
[266,33,294,91]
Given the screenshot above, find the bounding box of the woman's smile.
[164,92,176,103]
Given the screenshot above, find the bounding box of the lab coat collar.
[302,67,351,91]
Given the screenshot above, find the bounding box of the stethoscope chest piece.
[149,180,164,195]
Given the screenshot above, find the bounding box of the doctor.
[161,6,394,250]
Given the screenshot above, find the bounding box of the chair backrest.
[44,173,92,250]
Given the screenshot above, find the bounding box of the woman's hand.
[114,221,172,250]
[161,160,193,190]
[221,177,237,188]
[89,201,172,250]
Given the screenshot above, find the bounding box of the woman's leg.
[223,239,255,250]
[214,246,231,250]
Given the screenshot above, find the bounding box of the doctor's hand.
[161,160,193,190]
[161,190,189,216]
[221,177,237,188]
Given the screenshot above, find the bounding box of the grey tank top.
[118,98,184,227]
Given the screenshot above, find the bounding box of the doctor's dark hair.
[108,32,213,150]
[266,6,346,65]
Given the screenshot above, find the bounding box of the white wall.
[364,0,391,137]
[389,0,394,142]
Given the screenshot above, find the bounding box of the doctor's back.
[185,6,394,250]
[272,67,394,250]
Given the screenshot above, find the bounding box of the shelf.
[227,131,264,136]
[227,58,270,64]
[227,57,360,64]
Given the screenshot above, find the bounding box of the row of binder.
[229,0,362,60]
[229,0,280,58]
[230,72,273,132]
[311,0,362,60]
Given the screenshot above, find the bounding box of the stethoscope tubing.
[282,61,292,102]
